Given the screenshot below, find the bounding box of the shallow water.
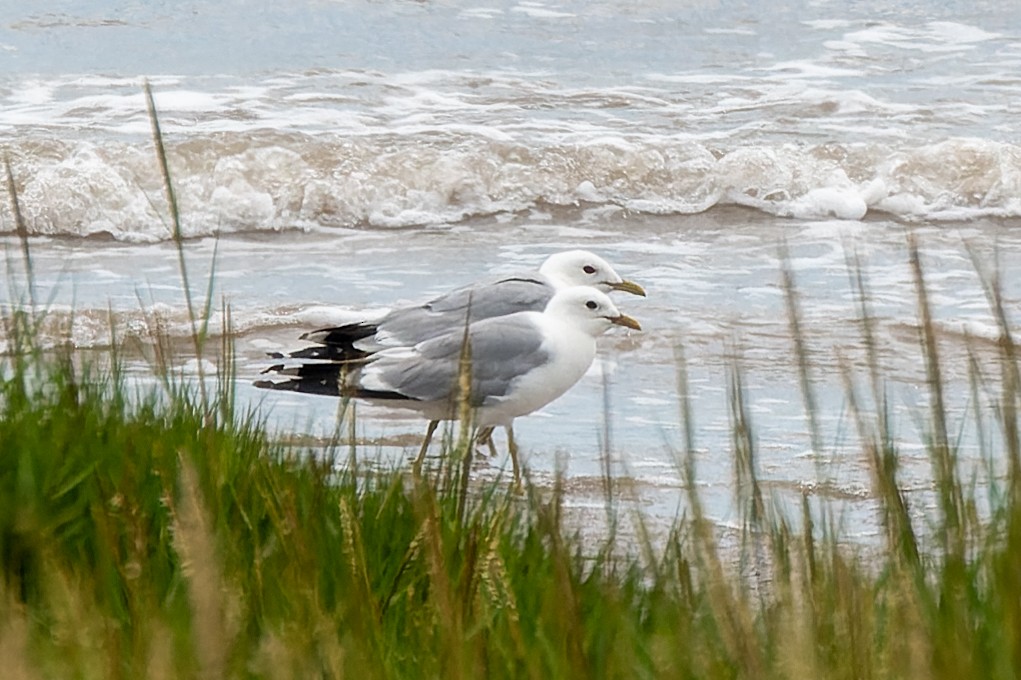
[6,210,1017,542]
[2,1,1020,539]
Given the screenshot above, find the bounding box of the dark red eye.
[586,300,598,310]
[583,265,596,274]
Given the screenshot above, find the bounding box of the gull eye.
[586,300,598,310]
[583,265,597,274]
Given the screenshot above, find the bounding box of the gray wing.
[366,275,554,349]
[363,313,551,406]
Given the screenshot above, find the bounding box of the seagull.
[256,286,641,484]
[274,250,646,362]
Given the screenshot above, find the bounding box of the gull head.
[539,250,647,297]
[545,286,642,337]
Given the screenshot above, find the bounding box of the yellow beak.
[608,279,647,297]
[610,314,642,331]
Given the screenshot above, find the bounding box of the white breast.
[476,316,597,427]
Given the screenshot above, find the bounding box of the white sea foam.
[704,28,755,36]
[459,8,504,19]
[510,2,574,19]
[843,21,1000,54]
[3,127,1021,240]
[0,18,1016,240]
[9,80,56,106]
[761,60,863,80]
[801,19,853,30]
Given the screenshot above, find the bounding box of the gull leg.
[413,419,440,477]
[475,426,498,458]
[506,424,522,490]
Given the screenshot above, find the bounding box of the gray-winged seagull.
[274,250,645,362]
[256,286,641,484]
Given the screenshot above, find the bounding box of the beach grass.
[3,250,1021,679]
[3,90,1021,678]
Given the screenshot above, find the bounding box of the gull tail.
[254,360,412,402]
[254,362,347,397]
[267,344,370,361]
[301,321,378,345]
[265,322,379,361]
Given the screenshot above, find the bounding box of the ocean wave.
[2,132,1019,241]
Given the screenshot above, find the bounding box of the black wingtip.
[253,371,416,402]
[283,344,372,362]
[253,375,344,397]
[301,322,379,345]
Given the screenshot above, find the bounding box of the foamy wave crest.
[2,133,1019,240]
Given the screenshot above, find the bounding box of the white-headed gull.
[275,250,645,362]
[256,285,641,483]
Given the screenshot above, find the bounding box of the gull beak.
[610,314,642,331]
[608,279,647,297]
